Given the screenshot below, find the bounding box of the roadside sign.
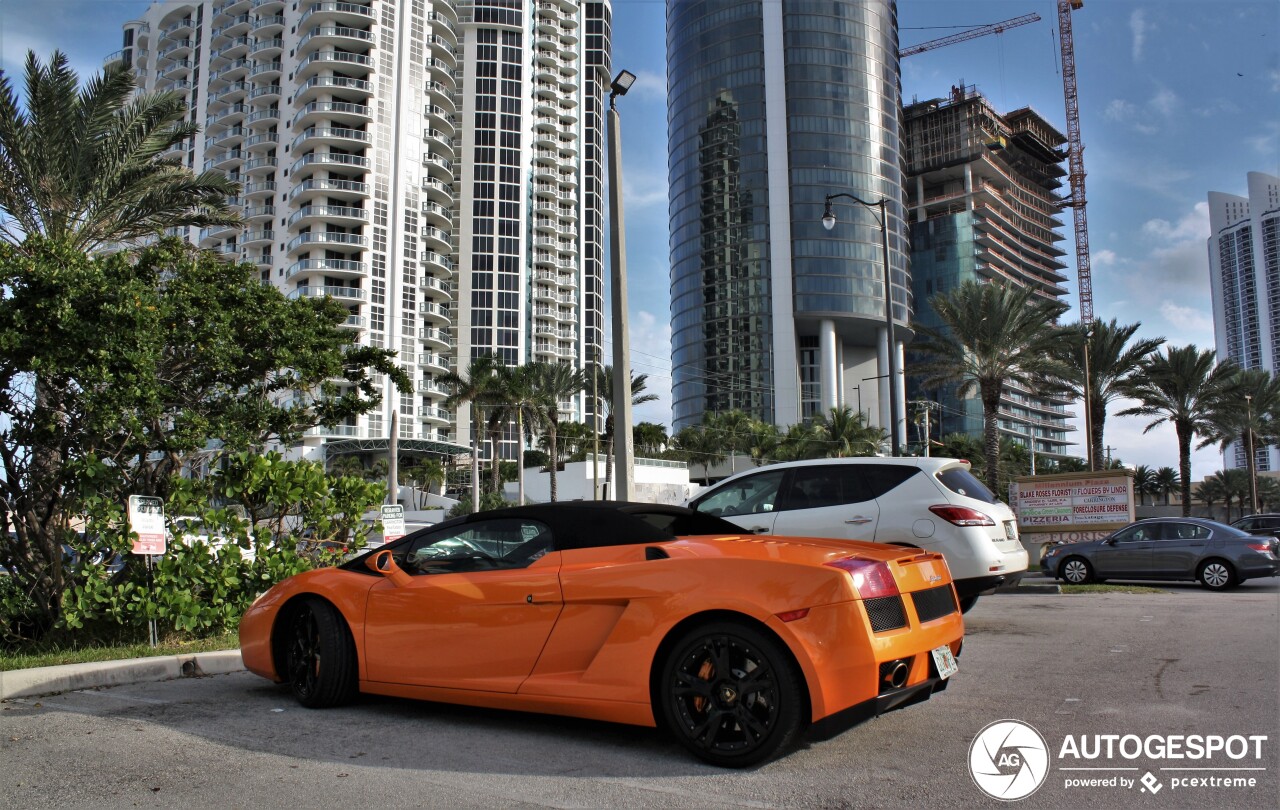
[381,504,405,544]
[128,495,166,555]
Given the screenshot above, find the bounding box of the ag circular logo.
[968,719,1051,801]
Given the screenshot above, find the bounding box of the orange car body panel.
[239,532,963,728]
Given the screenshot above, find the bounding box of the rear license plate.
[1003,520,1017,541]
[932,645,958,680]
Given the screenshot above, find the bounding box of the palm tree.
[776,422,822,461]
[592,365,658,498]
[1205,368,1280,514]
[633,422,669,457]
[1061,320,1164,470]
[1257,475,1280,511]
[809,406,885,458]
[1194,476,1225,520]
[1131,465,1157,506]
[705,410,753,472]
[525,362,585,502]
[912,280,1074,492]
[440,354,500,512]
[0,52,239,253]
[672,425,725,483]
[745,420,781,466]
[1120,346,1236,516]
[1153,466,1180,507]
[326,454,365,480]
[1221,468,1251,522]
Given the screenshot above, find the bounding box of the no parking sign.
[128,495,166,555]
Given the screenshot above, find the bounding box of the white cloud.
[1086,403,1222,479]
[621,173,668,211]
[1158,300,1214,338]
[1141,201,1210,242]
[1270,68,1280,93]
[1092,248,1119,267]
[1244,121,1280,155]
[1104,99,1136,122]
[1129,9,1148,62]
[1149,87,1179,118]
[627,69,666,103]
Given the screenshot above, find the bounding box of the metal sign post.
[128,495,166,648]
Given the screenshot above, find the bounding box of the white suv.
[686,457,1028,611]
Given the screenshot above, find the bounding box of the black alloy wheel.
[659,622,803,768]
[284,598,357,708]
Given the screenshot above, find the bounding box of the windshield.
[935,466,999,504]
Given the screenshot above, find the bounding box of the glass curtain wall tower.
[106,0,610,467]
[666,0,910,436]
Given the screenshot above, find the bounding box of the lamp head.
[610,70,636,98]
[821,199,836,231]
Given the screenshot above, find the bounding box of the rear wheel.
[1059,557,1094,584]
[284,598,358,708]
[1197,559,1237,591]
[658,622,804,768]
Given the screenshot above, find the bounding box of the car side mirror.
[1103,538,1117,546]
[366,549,412,587]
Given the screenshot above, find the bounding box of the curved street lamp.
[822,193,902,456]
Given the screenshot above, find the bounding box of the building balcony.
[252,14,285,35]
[292,100,372,128]
[244,108,280,126]
[291,151,370,177]
[285,257,367,280]
[240,229,274,247]
[292,125,370,152]
[420,275,452,300]
[300,2,376,28]
[424,128,455,157]
[288,285,367,303]
[157,39,193,60]
[251,0,285,11]
[243,204,274,222]
[286,231,367,255]
[288,177,369,203]
[295,75,371,104]
[297,25,374,56]
[295,50,374,79]
[159,58,193,80]
[249,59,283,80]
[420,200,450,228]
[418,353,452,375]
[211,13,252,40]
[211,36,250,62]
[420,302,451,325]
[421,177,452,204]
[241,156,277,175]
[243,132,278,152]
[249,83,282,103]
[210,58,250,84]
[419,405,453,426]
[422,155,452,182]
[419,326,453,350]
[208,104,248,128]
[421,251,454,277]
[213,0,252,20]
[209,126,246,148]
[203,150,245,171]
[242,180,277,198]
[208,81,249,107]
[288,204,368,228]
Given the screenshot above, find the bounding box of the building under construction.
[904,85,1075,459]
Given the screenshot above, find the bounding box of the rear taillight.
[826,557,900,599]
[1246,542,1273,553]
[929,505,996,527]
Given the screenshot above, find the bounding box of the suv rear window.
[936,467,998,504]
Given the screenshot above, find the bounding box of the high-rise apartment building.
[666,0,910,437]
[1208,171,1280,472]
[105,0,610,465]
[903,85,1074,458]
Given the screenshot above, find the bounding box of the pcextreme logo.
[968,719,1052,801]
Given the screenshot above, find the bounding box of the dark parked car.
[1230,513,1280,540]
[1041,518,1279,590]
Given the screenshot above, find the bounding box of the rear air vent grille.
[864,595,908,633]
[911,585,959,623]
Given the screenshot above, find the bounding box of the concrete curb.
[0,649,243,700]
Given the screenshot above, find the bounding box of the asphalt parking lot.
[3,580,1277,809]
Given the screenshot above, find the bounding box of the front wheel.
[1059,556,1094,584]
[284,598,358,708]
[1197,559,1237,591]
[658,622,804,768]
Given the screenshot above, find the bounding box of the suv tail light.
[929,505,996,527]
[825,558,900,599]
[1246,542,1274,553]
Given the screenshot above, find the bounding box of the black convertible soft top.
[384,501,745,553]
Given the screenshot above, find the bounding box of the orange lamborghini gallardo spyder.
[239,502,964,767]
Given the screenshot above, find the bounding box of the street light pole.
[1246,393,1257,515]
[608,70,637,501]
[823,193,902,456]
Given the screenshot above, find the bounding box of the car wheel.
[659,622,804,768]
[284,598,358,708]
[958,595,980,613]
[1059,557,1094,584]
[1197,559,1237,591]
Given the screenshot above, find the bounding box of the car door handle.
[845,517,873,525]
[748,526,770,534]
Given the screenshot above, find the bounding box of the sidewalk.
[0,649,243,700]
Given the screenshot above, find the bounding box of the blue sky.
[3,1,1278,477]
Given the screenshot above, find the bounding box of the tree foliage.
[0,241,407,635]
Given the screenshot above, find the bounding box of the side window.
[1165,523,1211,541]
[780,466,873,510]
[862,464,920,498]
[400,518,552,574]
[694,470,786,517]
[1235,518,1256,531]
[1113,524,1160,543]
